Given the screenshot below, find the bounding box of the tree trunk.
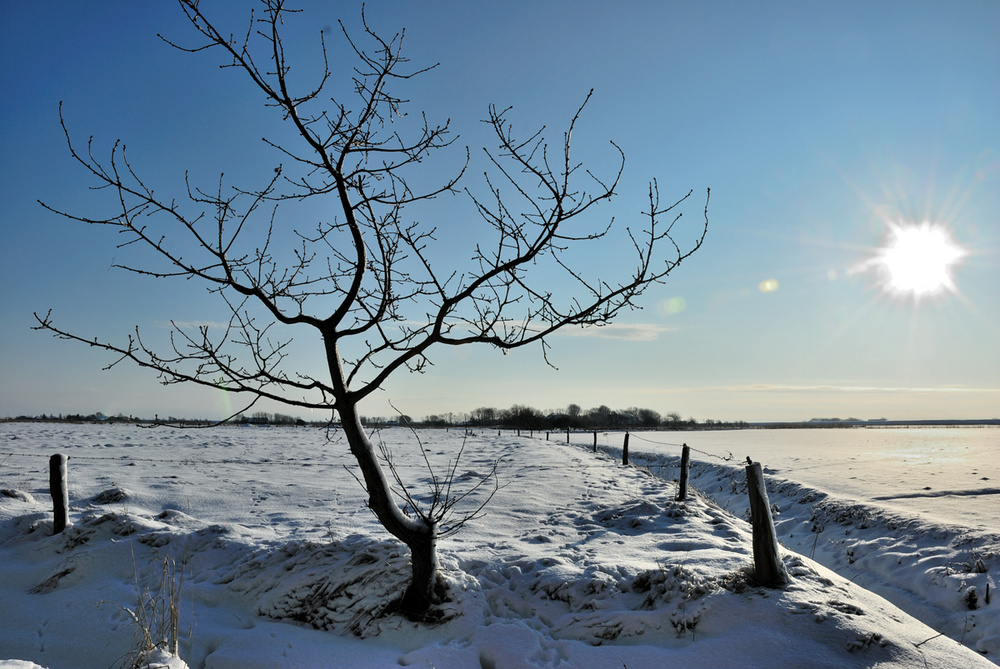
[399,520,440,617]
[336,401,442,617]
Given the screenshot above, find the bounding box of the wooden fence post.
[546,432,549,441]
[49,453,69,534]
[622,432,630,465]
[566,428,570,443]
[593,431,597,453]
[676,444,690,501]
[745,460,788,587]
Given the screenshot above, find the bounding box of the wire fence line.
[0,451,357,467]
[0,450,669,472]
[622,432,736,462]
[1,428,740,473]
[5,430,748,539]
[546,429,738,464]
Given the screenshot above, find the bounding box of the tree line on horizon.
[11,410,997,430]
[7,406,751,431]
[369,404,749,431]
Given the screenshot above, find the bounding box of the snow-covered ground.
[0,423,996,668]
[618,427,1000,530]
[580,427,999,659]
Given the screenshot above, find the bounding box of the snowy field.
[614,427,1000,530]
[580,427,999,658]
[0,422,996,668]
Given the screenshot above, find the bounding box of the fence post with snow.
[49,453,69,534]
[676,444,690,501]
[744,459,789,587]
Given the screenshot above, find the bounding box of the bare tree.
[35,0,708,618]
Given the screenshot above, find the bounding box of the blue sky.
[2,1,998,422]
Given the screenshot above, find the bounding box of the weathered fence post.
[546,432,549,441]
[745,460,788,587]
[676,443,690,501]
[566,428,570,443]
[593,431,597,453]
[622,432,630,465]
[49,453,69,534]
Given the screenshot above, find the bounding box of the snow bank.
[619,437,999,659]
[1,423,995,668]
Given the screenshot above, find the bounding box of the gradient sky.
[2,1,998,422]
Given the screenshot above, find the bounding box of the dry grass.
[119,552,185,669]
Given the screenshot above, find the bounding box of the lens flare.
[660,296,687,315]
[758,279,779,293]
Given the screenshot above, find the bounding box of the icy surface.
[620,427,1000,529]
[1,423,996,668]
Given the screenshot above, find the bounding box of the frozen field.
[1,422,997,668]
[613,427,1000,530]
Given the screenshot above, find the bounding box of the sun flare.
[866,221,967,300]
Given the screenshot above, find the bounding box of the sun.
[867,221,967,300]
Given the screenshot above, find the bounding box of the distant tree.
[636,408,662,428]
[469,407,499,426]
[561,403,583,428]
[34,0,707,618]
[587,405,615,428]
[271,412,300,425]
[501,405,546,431]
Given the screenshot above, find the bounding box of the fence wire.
[622,432,735,462]
[1,429,740,471]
